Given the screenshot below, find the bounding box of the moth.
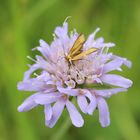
[65,34,98,63]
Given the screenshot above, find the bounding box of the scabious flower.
[17,21,132,128]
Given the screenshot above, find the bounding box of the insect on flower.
[17,21,133,128]
[65,33,98,64]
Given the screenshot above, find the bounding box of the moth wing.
[69,34,85,56]
[71,48,98,61]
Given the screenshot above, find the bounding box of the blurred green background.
[0,0,140,140]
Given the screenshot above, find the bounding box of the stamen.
[65,79,76,88]
[64,16,72,23]
[52,33,56,40]
[27,56,37,62]
[33,73,39,77]
[32,47,37,51]
[78,89,85,95]
[62,94,68,100]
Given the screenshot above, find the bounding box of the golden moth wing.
[71,48,98,61]
[69,34,85,56]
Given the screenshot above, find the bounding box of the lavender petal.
[18,93,39,112]
[44,104,52,121]
[57,87,79,96]
[97,97,110,127]
[34,92,61,105]
[66,100,84,127]
[103,58,124,73]
[77,95,88,113]
[101,74,133,88]
[24,64,39,80]
[87,94,97,115]
[45,100,65,128]
[92,88,127,97]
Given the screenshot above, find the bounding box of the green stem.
[50,116,71,140]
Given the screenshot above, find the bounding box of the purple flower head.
[17,21,132,128]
